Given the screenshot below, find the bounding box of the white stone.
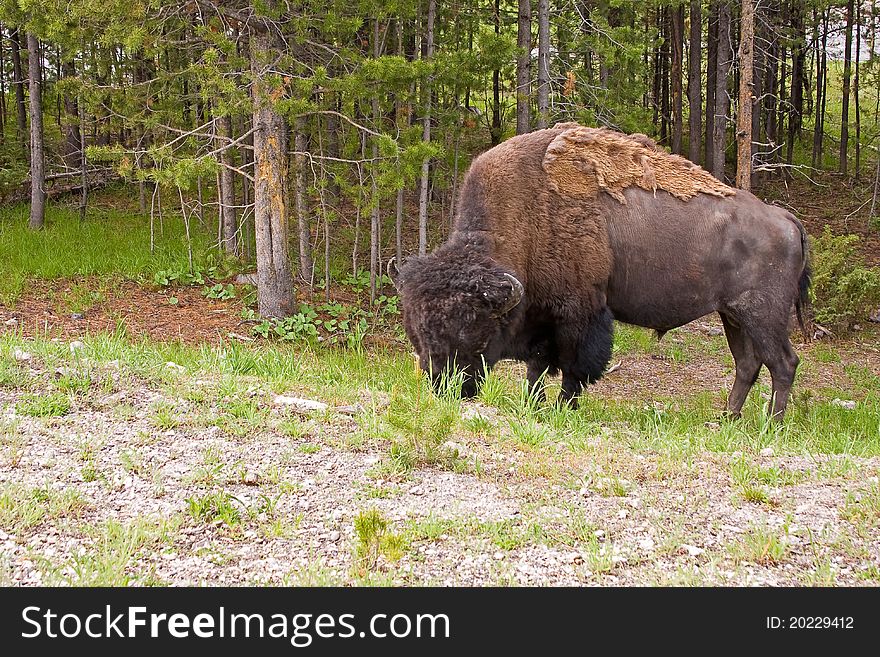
[272,395,328,412]
[12,348,31,362]
[831,398,857,410]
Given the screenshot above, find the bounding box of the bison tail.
[793,216,812,340]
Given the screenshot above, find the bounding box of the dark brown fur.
[397,124,810,418]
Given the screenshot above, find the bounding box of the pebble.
[71,313,85,320]
[759,447,775,457]
[12,348,31,362]
[682,544,705,557]
[831,398,857,410]
[4,317,19,327]
[493,551,504,560]
[243,471,260,485]
[328,531,340,542]
[69,340,86,353]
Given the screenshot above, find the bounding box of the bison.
[393,123,810,420]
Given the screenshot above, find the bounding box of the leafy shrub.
[809,227,880,329]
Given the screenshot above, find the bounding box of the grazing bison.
[394,123,810,419]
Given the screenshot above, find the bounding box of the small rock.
[335,404,363,416]
[869,309,880,323]
[617,510,629,519]
[242,471,259,486]
[328,531,341,542]
[4,318,18,327]
[831,398,857,410]
[759,447,775,457]
[409,486,424,496]
[272,395,328,412]
[12,348,31,362]
[493,551,504,560]
[69,340,86,353]
[682,544,705,557]
[70,313,85,320]
[638,537,655,551]
[164,361,186,373]
[706,327,724,336]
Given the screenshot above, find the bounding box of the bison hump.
[542,125,735,203]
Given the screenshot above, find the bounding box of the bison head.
[391,248,524,398]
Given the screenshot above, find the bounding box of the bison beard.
[396,123,810,418]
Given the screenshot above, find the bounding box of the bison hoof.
[555,395,579,411]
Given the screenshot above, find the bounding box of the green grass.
[0,484,89,531]
[0,199,215,305]
[16,392,71,417]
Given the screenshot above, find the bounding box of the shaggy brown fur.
[397,122,810,418]
[543,124,736,203]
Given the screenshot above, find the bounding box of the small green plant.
[17,392,70,417]
[203,283,236,300]
[809,227,880,329]
[728,522,790,565]
[186,491,242,526]
[353,508,406,572]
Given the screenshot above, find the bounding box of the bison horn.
[387,257,402,290]
[496,273,525,316]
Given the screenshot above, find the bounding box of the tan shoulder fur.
[542,125,735,203]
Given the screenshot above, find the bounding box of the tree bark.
[711,1,731,181]
[786,1,805,166]
[840,0,854,175]
[10,29,27,152]
[418,0,436,256]
[250,13,296,318]
[217,114,238,257]
[293,117,313,282]
[736,0,754,190]
[536,0,550,128]
[27,33,45,230]
[61,59,82,166]
[687,0,702,164]
[705,2,718,168]
[491,0,502,144]
[811,9,828,168]
[671,3,684,155]
[516,0,532,134]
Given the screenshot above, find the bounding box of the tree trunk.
[687,0,702,164]
[491,0,502,144]
[811,10,828,168]
[369,18,381,303]
[536,0,550,128]
[60,59,82,165]
[418,0,436,256]
[671,4,684,155]
[27,33,45,230]
[786,1,805,166]
[516,0,532,134]
[705,2,718,168]
[250,14,296,318]
[217,114,239,257]
[854,0,861,179]
[10,29,27,152]
[840,0,854,175]
[711,1,731,181]
[293,117,313,282]
[736,0,754,190]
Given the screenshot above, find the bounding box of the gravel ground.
[1,342,879,587]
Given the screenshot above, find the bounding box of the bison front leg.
[555,308,614,409]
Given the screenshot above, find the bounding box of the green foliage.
[809,227,880,329]
[203,283,236,300]
[353,508,406,572]
[17,392,71,417]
